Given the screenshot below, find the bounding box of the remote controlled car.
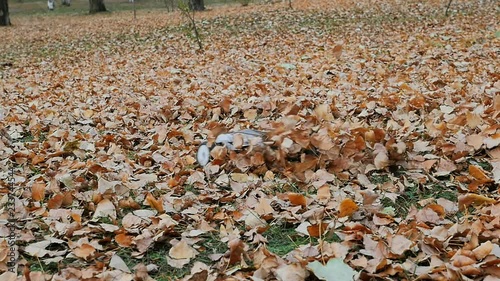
[196,129,265,166]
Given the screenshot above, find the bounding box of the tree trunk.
[0,0,11,26]
[189,0,204,11]
[89,0,106,13]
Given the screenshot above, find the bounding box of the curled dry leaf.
[469,165,492,183]
[458,194,496,211]
[472,241,493,260]
[145,193,164,213]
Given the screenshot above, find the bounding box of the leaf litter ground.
[0,0,499,280]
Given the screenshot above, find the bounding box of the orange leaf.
[458,194,496,211]
[339,198,358,217]
[288,193,307,208]
[31,182,46,202]
[228,239,245,266]
[427,204,445,217]
[146,193,164,213]
[307,223,327,238]
[62,191,73,207]
[31,155,45,165]
[469,165,492,183]
[119,198,141,210]
[47,194,64,209]
[73,244,96,260]
[115,233,133,247]
[71,213,81,224]
[219,98,232,113]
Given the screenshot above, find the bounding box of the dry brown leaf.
[389,235,413,256]
[466,134,484,150]
[374,151,389,170]
[472,241,493,260]
[47,194,64,209]
[316,185,331,203]
[313,104,334,121]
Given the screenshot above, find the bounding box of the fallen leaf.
[469,165,492,183]
[339,198,358,217]
[73,244,96,260]
[307,258,358,281]
[31,182,46,202]
[93,198,116,220]
[109,254,131,273]
[289,193,307,208]
[169,240,197,260]
[472,241,493,260]
[389,235,413,255]
[458,194,496,210]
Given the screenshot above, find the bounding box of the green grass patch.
[264,222,342,257]
[381,182,458,218]
[265,223,309,256]
[116,232,228,281]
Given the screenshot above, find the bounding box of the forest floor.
[0,0,499,280]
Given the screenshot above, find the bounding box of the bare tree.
[0,0,10,26]
[89,0,106,13]
[445,0,453,16]
[189,0,204,11]
[179,0,203,50]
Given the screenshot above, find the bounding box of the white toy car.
[196,129,265,166]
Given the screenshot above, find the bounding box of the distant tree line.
[0,0,10,26]
[0,0,205,23]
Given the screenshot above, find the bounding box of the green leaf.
[307,259,358,281]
